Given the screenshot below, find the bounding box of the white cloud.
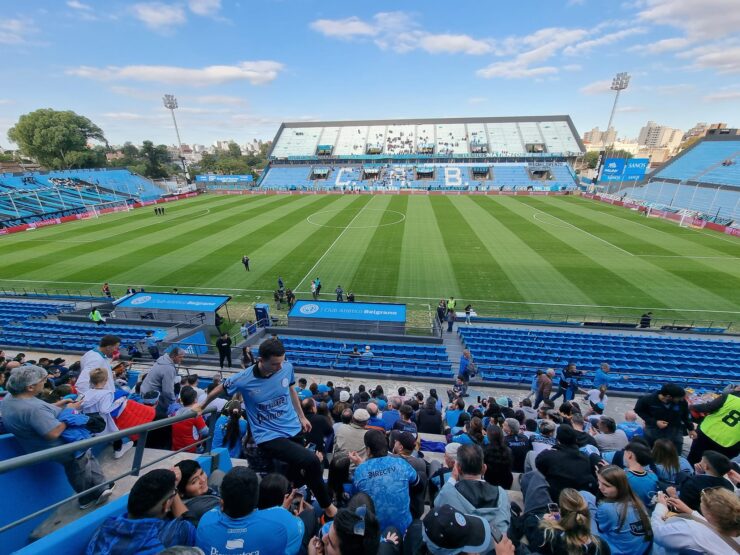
[310,12,491,55]
[188,0,221,16]
[563,64,582,71]
[0,99,13,105]
[68,61,284,86]
[109,85,162,100]
[638,0,740,40]
[563,27,647,55]
[131,2,186,32]
[703,89,740,101]
[477,61,558,79]
[629,37,691,54]
[310,16,378,39]
[678,41,740,74]
[0,17,37,45]
[67,0,92,10]
[418,34,492,55]
[194,95,246,105]
[579,79,613,95]
[467,97,488,104]
[642,83,695,94]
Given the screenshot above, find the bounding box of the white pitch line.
[294,196,375,291]
[695,229,740,245]
[3,276,740,315]
[633,254,740,260]
[529,205,634,256]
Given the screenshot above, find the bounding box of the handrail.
[0,406,214,476]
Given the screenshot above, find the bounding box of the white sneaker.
[113,441,134,459]
[79,483,115,510]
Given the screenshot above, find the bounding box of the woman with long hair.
[539,488,610,555]
[591,465,653,555]
[483,424,514,489]
[650,438,692,488]
[211,399,247,458]
[452,416,486,445]
[652,487,740,554]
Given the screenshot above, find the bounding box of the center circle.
[306,208,406,229]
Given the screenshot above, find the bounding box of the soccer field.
[1,193,739,326]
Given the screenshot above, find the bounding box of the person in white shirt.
[77,334,121,394]
[652,487,740,555]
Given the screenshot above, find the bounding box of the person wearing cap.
[392,431,428,521]
[535,424,599,502]
[295,377,312,401]
[429,443,461,503]
[334,408,370,472]
[634,383,695,453]
[422,504,494,555]
[434,444,510,542]
[351,429,422,536]
[1,365,115,509]
[200,338,338,520]
[362,345,374,357]
[87,468,196,554]
[77,334,121,394]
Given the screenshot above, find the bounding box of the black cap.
[422,504,492,555]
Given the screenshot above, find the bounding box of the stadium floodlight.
[605,72,630,148]
[163,94,188,174]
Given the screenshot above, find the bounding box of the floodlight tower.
[163,94,187,175]
[605,72,630,148]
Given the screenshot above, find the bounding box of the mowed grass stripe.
[566,196,740,257]
[430,196,525,303]
[196,195,363,292]
[348,195,408,297]
[552,196,740,263]
[493,196,672,315]
[0,194,237,254]
[32,194,290,286]
[465,196,595,306]
[298,196,396,295]
[111,195,330,289]
[396,196,459,299]
[22,197,292,285]
[523,197,740,308]
[0,195,254,270]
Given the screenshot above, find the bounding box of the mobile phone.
[491,524,503,544]
[74,394,85,403]
[548,503,561,520]
[306,443,317,453]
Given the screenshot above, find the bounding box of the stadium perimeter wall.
[582,193,740,237]
[207,188,574,196]
[0,191,201,236]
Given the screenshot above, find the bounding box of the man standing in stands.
[335,285,344,302]
[102,282,112,299]
[215,332,232,369]
[534,368,555,409]
[198,338,338,520]
[140,347,187,418]
[634,383,695,453]
[145,331,160,360]
[686,384,740,464]
[458,349,474,397]
[2,365,114,509]
[241,255,250,271]
[639,311,653,328]
[77,334,121,394]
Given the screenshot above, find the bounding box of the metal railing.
[0,406,216,535]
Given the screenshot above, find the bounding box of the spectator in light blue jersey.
[351,429,421,535]
[199,338,337,520]
[617,410,644,441]
[582,465,653,555]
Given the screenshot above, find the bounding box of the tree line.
[5,108,268,180]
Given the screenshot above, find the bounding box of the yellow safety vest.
[700,394,740,447]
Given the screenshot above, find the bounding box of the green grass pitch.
[1,193,739,328]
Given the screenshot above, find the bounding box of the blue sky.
[1,0,738,148]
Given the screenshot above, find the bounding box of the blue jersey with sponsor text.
[223,363,301,444]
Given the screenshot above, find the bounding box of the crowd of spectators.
[1,339,739,554]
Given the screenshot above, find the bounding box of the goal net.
[84,200,133,219]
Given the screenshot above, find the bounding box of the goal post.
[85,199,133,219]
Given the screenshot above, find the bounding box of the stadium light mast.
[605,72,630,149]
[163,94,188,175]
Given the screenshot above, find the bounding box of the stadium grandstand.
[612,130,740,225]
[0,169,163,229]
[258,116,585,191]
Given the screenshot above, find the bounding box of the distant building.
[638,121,683,151]
[583,126,617,146]
[684,122,728,140]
